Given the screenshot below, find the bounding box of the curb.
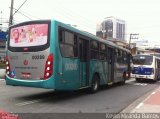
[0,79,4,81]
[120,86,159,113]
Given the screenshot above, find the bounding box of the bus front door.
[108,47,114,84]
[79,38,89,87]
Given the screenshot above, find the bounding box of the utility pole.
[129,33,139,50]
[9,0,14,26]
[0,11,2,31]
[102,21,106,39]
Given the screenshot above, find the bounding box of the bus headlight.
[152,68,154,74]
[7,71,10,75]
[6,61,9,65]
[47,67,50,71]
[46,72,50,77]
[47,61,51,65]
[6,57,11,77]
[44,54,53,80]
[6,66,10,70]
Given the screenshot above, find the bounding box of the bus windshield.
[10,24,48,47]
[8,21,50,52]
[132,55,153,65]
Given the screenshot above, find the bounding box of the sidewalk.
[0,109,20,119]
[0,69,5,79]
[131,86,160,113]
[122,86,160,113]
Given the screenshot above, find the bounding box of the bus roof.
[9,19,130,53]
[54,20,130,53]
[133,54,160,60]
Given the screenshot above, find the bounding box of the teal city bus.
[6,19,131,92]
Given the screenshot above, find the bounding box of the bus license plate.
[139,75,144,78]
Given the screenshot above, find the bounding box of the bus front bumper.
[131,74,155,80]
[5,75,55,89]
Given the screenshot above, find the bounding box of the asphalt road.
[0,78,160,119]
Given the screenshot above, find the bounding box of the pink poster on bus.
[10,24,48,47]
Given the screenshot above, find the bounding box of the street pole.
[129,33,139,49]
[102,21,106,39]
[129,33,132,50]
[0,11,2,30]
[9,0,14,26]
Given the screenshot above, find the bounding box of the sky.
[1,0,160,47]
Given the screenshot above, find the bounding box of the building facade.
[96,16,126,41]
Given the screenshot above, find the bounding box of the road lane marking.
[134,83,147,86]
[151,92,156,95]
[16,99,44,106]
[15,94,60,107]
[136,103,143,109]
[126,78,135,83]
[133,87,160,111]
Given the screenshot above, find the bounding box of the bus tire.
[136,78,140,82]
[122,72,127,84]
[154,76,158,82]
[89,74,99,93]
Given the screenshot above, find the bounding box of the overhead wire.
[55,1,96,26]
[41,0,97,33]
[13,0,28,16]
[12,0,96,33]
[53,5,160,36]
[13,8,32,20]
[11,0,160,38]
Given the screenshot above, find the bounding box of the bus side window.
[117,50,122,64]
[158,60,160,68]
[90,40,99,59]
[106,45,108,61]
[114,49,118,62]
[59,28,78,58]
[123,51,127,64]
[99,43,107,60]
[79,39,87,61]
[59,29,65,42]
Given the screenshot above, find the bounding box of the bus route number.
[32,55,45,60]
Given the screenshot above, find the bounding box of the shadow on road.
[15,83,128,104]
[135,79,160,84]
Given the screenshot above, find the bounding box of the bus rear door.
[108,47,114,84]
[79,37,89,87]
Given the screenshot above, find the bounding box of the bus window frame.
[8,20,51,52]
[99,43,107,61]
[58,27,79,58]
[90,40,99,60]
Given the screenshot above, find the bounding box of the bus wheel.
[154,76,158,82]
[121,72,127,85]
[89,74,99,93]
[136,78,140,82]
